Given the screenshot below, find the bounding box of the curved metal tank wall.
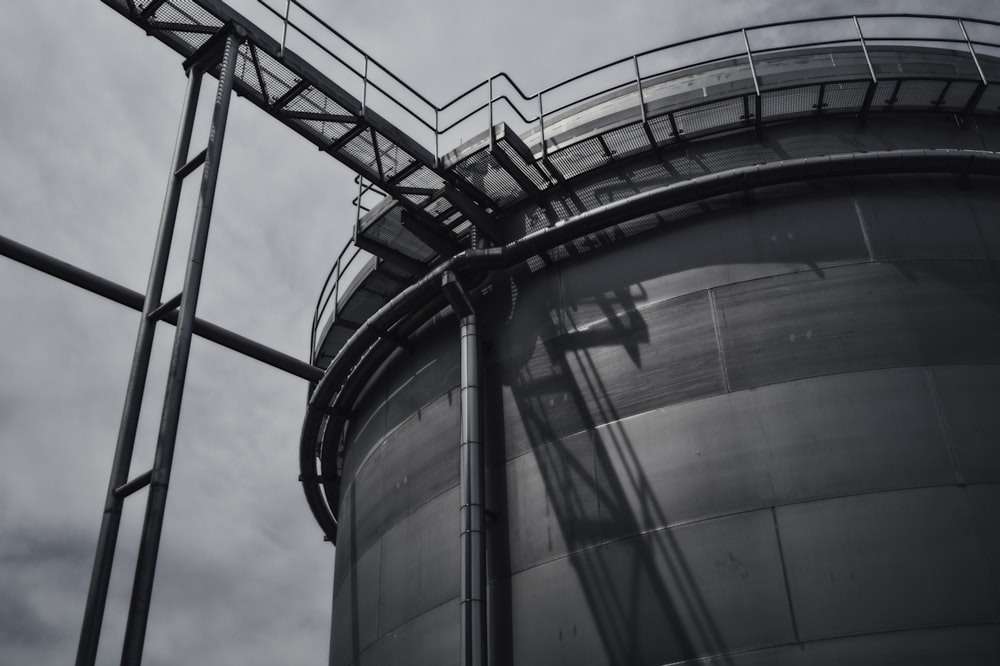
[328,117,1000,664]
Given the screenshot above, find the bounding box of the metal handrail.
[306,9,1000,359]
[263,5,1000,161]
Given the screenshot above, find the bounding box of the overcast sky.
[2,1,999,665]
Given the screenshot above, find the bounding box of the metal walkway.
[97,3,1000,371]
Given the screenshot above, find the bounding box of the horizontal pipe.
[0,233,322,382]
[300,147,1000,542]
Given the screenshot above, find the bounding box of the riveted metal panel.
[373,600,460,666]
[380,393,460,534]
[343,377,388,485]
[777,486,999,642]
[559,181,868,311]
[856,176,996,260]
[502,290,724,459]
[509,510,794,665]
[502,430,599,573]
[716,260,1000,391]
[667,625,1000,666]
[931,365,1000,483]
[378,488,460,633]
[331,541,381,666]
[349,444,386,558]
[966,484,1000,603]
[748,367,956,501]
[383,319,460,432]
[593,367,953,542]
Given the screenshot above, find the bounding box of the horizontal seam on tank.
[341,482,462,561]
[564,255,1000,335]
[366,594,462,648]
[501,481,1000,577]
[340,384,462,487]
[500,361,1000,465]
[655,620,1000,666]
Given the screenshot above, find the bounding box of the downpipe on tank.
[442,271,487,666]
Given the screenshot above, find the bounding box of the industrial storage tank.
[301,15,1000,666]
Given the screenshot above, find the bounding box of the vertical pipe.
[75,66,204,666]
[442,272,486,666]
[120,33,240,666]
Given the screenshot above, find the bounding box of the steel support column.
[120,32,240,666]
[75,67,203,666]
[442,271,487,666]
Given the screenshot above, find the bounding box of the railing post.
[537,93,546,159]
[742,28,762,129]
[960,19,988,86]
[279,0,291,57]
[633,55,647,124]
[488,76,495,151]
[855,17,878,116]
[855,16,877,83]
[361,55,369,116]
[959,18,989,118]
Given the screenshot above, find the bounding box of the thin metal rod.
[75,68,203,666]
[441,272,486,666]
[959,19,988,86]
[537,93,546,158]
[855,16,878,83]
[742,29,761,97]
[0,233,322,382]
[633,55,647,123]
[488,76,495,151]
[279,0,291,57]
[361,56,369,116]
[120,33,240,666]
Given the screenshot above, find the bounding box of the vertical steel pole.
[120,32,240,666]
[442,272,486,666]
[75,68,203,666]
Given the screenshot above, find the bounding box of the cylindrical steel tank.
[310,26,1000,666]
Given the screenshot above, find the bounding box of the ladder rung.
[174,148,207,179]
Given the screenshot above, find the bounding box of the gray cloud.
[3,1,1000,665]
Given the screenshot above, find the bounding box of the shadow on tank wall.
[481,172,1000,664]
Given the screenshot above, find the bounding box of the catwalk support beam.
[120,31,240,666]
[75,64,204,666]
